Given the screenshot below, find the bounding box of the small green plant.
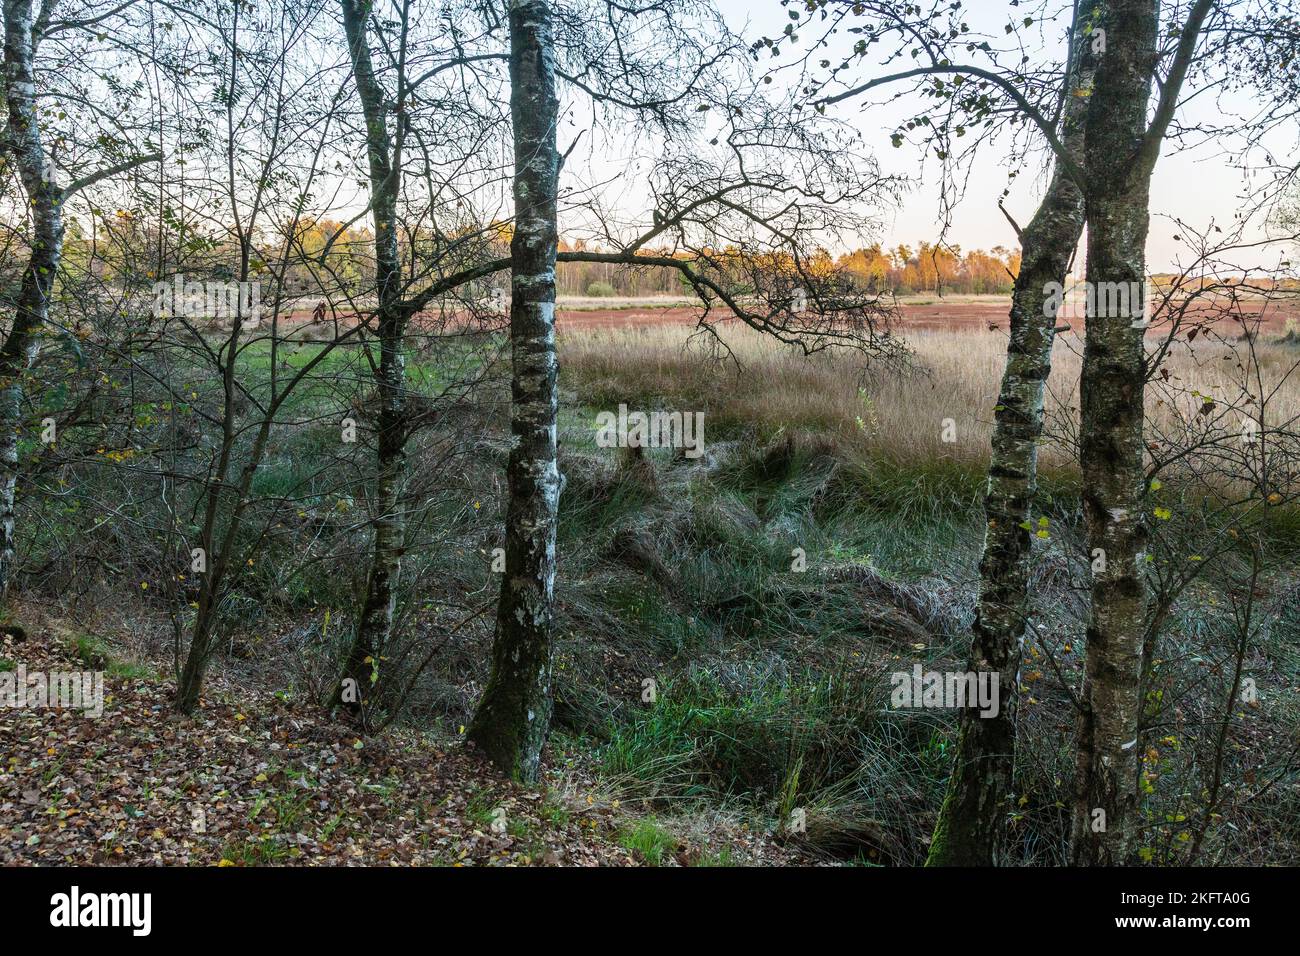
[586,281,616,297]
[539,797,571,828]
[359,773,402,808]
[317,811,346,841]
[464,787,499,830]
[854,388,879,437]
[619,818,678,866]
[776,755,804,825]
[218,836,291,865]
[270,790,311,831]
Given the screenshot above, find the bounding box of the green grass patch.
[619,818,678,865]
[71,634,153,679]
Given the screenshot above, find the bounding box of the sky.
[713,0,1294,273]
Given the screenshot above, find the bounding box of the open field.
[559,320,1300,482]
[551,297,1024,331]
[552,294,1300,335]
[265,292,1300,339]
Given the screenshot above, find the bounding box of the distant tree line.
[45,221,1022,305]
[555,239,1021,298]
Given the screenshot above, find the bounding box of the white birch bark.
[467,0,561,783]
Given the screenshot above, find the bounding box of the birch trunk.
[1070,0,1158,866]
[334,0,406,710]
[467,0,561,783]
[926,4,1096,866]
[0,0,62,604]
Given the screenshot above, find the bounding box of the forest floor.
[0,607,808,867]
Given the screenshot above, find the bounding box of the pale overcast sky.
[714,0,1292,273]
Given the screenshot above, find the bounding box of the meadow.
[560,316,1300,478]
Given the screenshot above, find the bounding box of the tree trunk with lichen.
[333,0,406,713]
[0,0,62,607]
[927,1,1097,866]
[1070,0,1159,866]
[467,0,561,783]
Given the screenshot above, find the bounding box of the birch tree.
[925,2,1096,865]
[328,0,511,716]
[804,0,1272,864]
[1070,0,1215,866]
[803,0,1099,864]
[334,0,899,746]
[1,0,158,605]
[332,0,408,705]
[465,0,561,782]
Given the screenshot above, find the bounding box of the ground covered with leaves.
[0,611,805,867]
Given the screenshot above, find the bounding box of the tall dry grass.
[559,322,1300,480]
